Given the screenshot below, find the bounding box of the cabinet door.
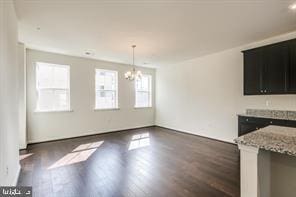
[263,43,288,94]
[243,49,263,95]
[238,122,258,136]
[238,116,268,136]
[287,39,296,93]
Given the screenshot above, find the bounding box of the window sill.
[94,108,120,111]
[34,109,74,113]
[134,106,153,109]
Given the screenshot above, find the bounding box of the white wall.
[18,43,26,149]
[156,31,296,143]
[26,49,155,143]
[0,0,20,185]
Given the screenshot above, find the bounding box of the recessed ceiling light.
[84,50,94,56]
[289,2,296,10]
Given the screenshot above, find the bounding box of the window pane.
[142,76,149,91]
[37,89,70,111]
[95,69,118,109]
[96,90,116,109]
[37,63,54,89]
[53,90,70,110]
[135,75,152,107]
[105,72,115,90]
[38,89,55,111]
[136,91,149,107]
[53,66,69,89]
[36,62,70,111]
[96,71,116,90]
[136,75,149,91]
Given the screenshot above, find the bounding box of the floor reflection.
[48,141,104,169]
[128,133,150,150]
[19,153,34,160]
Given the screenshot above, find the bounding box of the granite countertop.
[235,125,296,156]
[237,109,296,121]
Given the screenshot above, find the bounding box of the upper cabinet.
[243,39,295,95]
[243,48,263,95]
[264,42,288,94]
[287,39,296,93]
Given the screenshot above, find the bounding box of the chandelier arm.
[133,46,135,66]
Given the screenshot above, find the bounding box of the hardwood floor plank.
[18,126,240,197]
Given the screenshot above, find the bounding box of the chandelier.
[124,45,142,81]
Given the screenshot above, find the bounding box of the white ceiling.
[15,0,296,68]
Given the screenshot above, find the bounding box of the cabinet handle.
[264,90,267,93]
[270,121,273,124]
[246,119,248,121]
[260,90,263,93]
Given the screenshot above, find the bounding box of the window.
[36,62,70,112]
[95,69,118,109]
[135,75,152,108]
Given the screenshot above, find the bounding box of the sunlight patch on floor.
[48,141,104,169]
[129,133,150,151]
[73,141,104,152]
[19,153,34,160]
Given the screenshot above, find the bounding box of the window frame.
[95,68,119,110]
[35,62,71,113]
[135,74,152,108]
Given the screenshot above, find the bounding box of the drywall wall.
[26,49,155,143]
[18,43,26,149]
[156,31,296,143]
[0,0,20,185]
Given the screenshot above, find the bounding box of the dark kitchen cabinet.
[238,116,268,136]
[243,38,296,95]
[239,122,263,136]
[287,39,296,92]
[264,43,288,94]
[243,48,263,95]
[238,115,295,136]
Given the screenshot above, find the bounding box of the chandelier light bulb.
[289,2,296,10]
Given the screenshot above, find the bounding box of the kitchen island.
[235,125,296,197]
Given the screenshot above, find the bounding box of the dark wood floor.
[18,126,240,197]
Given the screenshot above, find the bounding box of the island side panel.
[239,144,260,197]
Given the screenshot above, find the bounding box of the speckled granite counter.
[235,125,296,156]
[238,109,296,121]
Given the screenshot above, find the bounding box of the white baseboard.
[27,124,155,144]
[12,164,21,186]
[19,144,27,150]
[155,124,235,144]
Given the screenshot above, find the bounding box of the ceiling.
[15,0,296,68]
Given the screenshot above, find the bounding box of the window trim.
[94,107,120,111]
[34,109,74,113]
[94,68,119,110]
[35,62,71,112]
[134,74,152,108]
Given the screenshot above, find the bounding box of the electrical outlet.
[266,100,270,107]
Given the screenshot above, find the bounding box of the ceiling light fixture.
[84,50,94,56]
[124,45,142,81]
[289,2,296,10]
